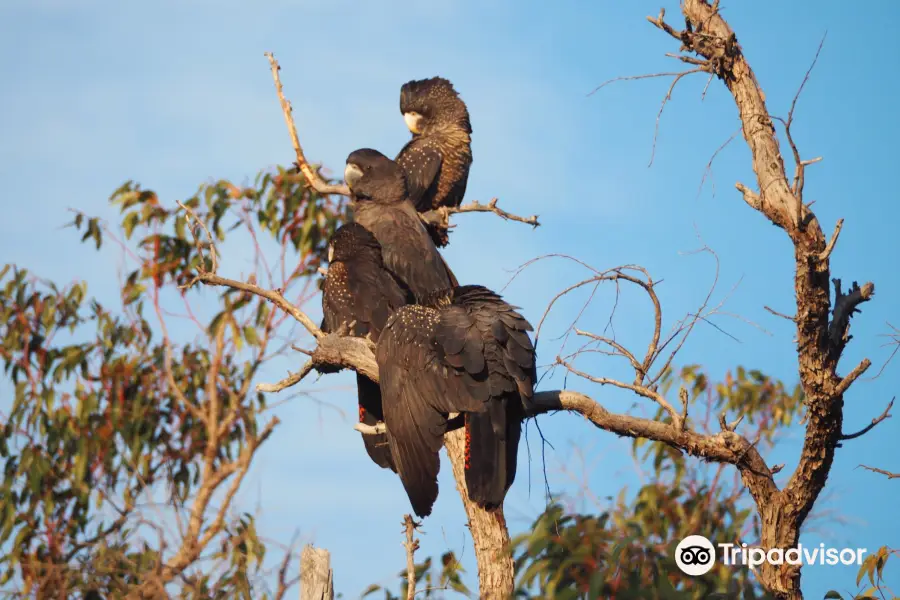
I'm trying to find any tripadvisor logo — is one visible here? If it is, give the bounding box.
[675,535,716,576]
[674,535,868,576]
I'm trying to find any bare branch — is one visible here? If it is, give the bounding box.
[264,52,350,197]
[587,69,698,97]
[678,387,689,432]
[835,358,872,396]
[402,515,420,600]
[840,397,893,441]
[858,465,900,480]
[587,65,708,167]
[354,421,386,436]
[698,127,741,196]
[256,360,315,393]
[650,67,707,166]
[530,390,778,504]
[177,200,324,341]
[735,182,762,211]
[419,197,540,230]
[818,218,844,261]
[557,357,681,427]
[764,305,796,322]
[829,279,876,353]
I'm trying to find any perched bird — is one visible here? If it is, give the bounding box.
[344,148,458,300]
[396,77,473,245]
[375,285,537,518]
[321,223,410,471]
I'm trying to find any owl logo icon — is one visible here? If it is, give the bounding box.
[675,535,716,576]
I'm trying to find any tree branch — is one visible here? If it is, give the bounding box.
[264,52,350,197]
[829,279,876,355]
[858,465,900,480]
[840,397,893,441]
[402,515,419,600]
[418,198,540,230]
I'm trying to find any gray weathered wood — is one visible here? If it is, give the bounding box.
[300,545,333,600]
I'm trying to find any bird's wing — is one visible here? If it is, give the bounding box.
[456,285,537,411]
[321,262,363,334]
[345,256,409,339]
[365,205,455,301]
[450,286,536,509]
[396,139,442,212]
[376,304,489,516]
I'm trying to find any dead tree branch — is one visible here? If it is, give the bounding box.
[840,397,893,442]
[300,546,334,600]
[858,465,900,480]
[264,52,350,198]
[402,516,420,600]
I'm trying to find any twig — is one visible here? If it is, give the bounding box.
[355,421,387,436]
[256,361,315,392]
[819,218,844,261]
[840,397,894,441]
[649,67,707,167]
[586,70,698,97]
[418,197,540,232]
[264,52,350,197]
[402,515,420,600]
[556,357,681,427]
[858,465,900,480]
[764,305,796,322]
[177,200,324,340]
[735,182,762,211]
[698,127,741,197]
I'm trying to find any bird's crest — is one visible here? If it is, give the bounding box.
[400,76,472,135]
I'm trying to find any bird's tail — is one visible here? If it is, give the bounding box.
[357,374,396,472]
[463,406,521,510]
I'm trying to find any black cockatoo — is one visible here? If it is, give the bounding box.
[343,148,458,299]
[375,285,536,518]
[321,222,410,471]
[395,77,473,247]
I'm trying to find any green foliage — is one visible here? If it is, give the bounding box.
[0,167,347,596]
[361,551,471,599]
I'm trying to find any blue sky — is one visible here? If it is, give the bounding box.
[2,0,898,597]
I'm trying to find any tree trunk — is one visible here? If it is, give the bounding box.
[444,428,516,600]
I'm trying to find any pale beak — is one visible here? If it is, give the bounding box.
[327,244,334,263]
[344,163,364,188]
[403,112,422,134]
